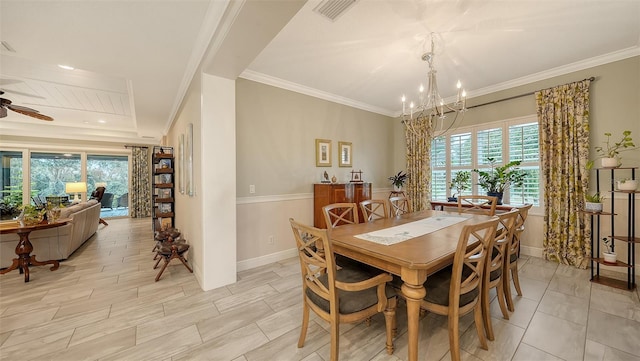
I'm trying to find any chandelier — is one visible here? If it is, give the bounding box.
[400,35,467,135]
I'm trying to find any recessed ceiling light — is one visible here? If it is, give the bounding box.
[97,119,106,123]
[63,153,72,157]
[58,64,74,70]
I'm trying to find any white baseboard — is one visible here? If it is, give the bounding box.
[521,245,543,258]
[237,247,297,272]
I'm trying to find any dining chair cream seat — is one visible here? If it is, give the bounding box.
[420,218,498,361]
[457,195,498,216]
[290,218,397,361]
[389,196,411,217]
[481,209,519,341]
[360,199,389,221]
[504,204,533,312]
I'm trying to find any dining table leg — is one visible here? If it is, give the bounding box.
[402,279,427,361]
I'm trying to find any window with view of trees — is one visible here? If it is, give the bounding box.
[0,149,130,220]
[431,116,541,206]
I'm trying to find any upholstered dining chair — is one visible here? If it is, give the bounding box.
[289,218,397,361]
[389,196,411,217]
[457,195,497,216]
[504,204,533,312]
[420,218,498,361]
[481,209,519,341]
[360,199,389,221]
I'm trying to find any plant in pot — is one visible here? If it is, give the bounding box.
[448,171,471,202]
[587,130,637,169]
[584,192,604,213]
[472,158,525,205]
[602,237,616,264]
[388,171,408,191]
[616,178,638,191]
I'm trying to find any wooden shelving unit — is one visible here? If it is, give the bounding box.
[152,146,175,232]
[586,167,637,290]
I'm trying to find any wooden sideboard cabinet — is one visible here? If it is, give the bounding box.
[313,183,372,228]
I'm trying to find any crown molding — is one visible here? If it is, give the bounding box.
[239,69,397,117]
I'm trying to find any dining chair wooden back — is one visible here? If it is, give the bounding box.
[289,218,397,361]
[420,218,498,361]
[457,195,498,216]
[504,203,533,312]
[322,203,359,229]
[481,209,519,341]
[360,199,389,222]
[389,196,411,217]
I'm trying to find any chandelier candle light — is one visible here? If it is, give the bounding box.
[401,35,467,135]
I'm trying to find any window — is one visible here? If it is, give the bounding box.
[430,116,541,206]
[30,152,81,198]
[0,151,23,220]
[87,154,129,214]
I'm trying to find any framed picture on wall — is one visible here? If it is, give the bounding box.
[338,141,352,167]
[315,139,332,167]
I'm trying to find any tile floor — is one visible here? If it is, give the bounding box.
[1,218,639,361]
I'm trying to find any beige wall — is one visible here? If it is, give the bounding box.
[234,57,639,272]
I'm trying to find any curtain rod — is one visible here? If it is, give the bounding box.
[124,145,149,149]
[465,76,596,110]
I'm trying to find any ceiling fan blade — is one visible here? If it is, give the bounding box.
[8,105,54,121]
[0,88,46,99]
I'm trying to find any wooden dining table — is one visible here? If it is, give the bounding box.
[329,209,494,361]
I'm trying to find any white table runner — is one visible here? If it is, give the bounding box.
[354,215,471,245]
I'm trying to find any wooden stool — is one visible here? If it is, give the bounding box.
[154,240,193,281]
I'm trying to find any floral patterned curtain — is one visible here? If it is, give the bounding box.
[536,79,591,268]
[404,115,434,212]
[130,146,151,218]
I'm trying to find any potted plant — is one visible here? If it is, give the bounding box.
[472,158,525,205]
[616,178,638,191]
[448,171,471,202]
[388,171,408,191]
[584,192,604,212]
[602,237,616,264]
[587,130,637,169]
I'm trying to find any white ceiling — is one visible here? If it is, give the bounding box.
[1,0,639,144]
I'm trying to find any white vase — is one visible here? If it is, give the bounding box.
[393,185,402,192]
[584,202,603,212]
[601,157,619,168]
[617,179,638,191]
[603,252,617,264]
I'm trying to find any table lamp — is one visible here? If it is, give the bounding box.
[65,182,87,204]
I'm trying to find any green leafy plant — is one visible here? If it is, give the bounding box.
[584,192,603,203]
[472,158,525,193]
[388,171,408,188]
[449,171,471,198]
[587,130,637,169]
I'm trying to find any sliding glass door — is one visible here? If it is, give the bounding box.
[87,154,129,217]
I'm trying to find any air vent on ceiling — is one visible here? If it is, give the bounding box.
[313,0,358,21]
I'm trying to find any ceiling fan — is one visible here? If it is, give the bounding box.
[0,90,53,121]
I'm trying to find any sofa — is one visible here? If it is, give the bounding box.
[0,200,102,268]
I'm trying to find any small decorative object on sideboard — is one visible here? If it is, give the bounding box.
[331,175,337,184]
[584,192,604,212]
[350,169,363,183]
[388,171,408,191]
[321,171,330,183]
[587,130,637,169]
[616,178,638,191]
[602,237,617,264]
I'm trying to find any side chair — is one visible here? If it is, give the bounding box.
[322,202,359,228]
[420,218,498,361]
[504,204,533,311]
[481,209,519,341]
[389,196,411,217]
[457,195,497,216]
[360,199,389,221]
[290,218,397,361]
